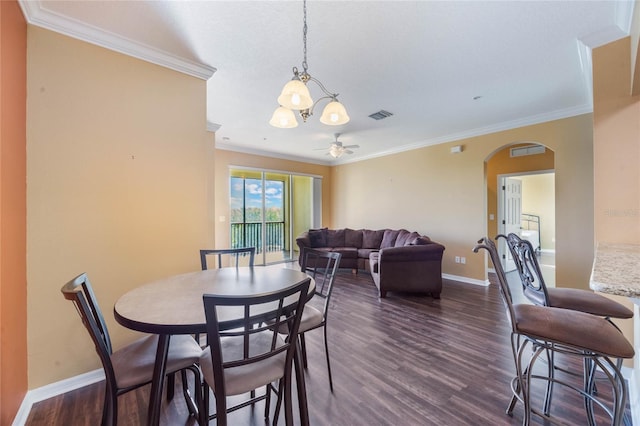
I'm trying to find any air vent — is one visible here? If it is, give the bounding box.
[510,144,545,158]
[368,110,394,120]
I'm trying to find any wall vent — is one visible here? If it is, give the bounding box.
[368,110,394,120]
[510,144,545,158]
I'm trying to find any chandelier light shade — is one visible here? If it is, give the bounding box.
[277,79,313,110]
[320,100,350,125]
[271,0,349,128]
[269,106,298,128]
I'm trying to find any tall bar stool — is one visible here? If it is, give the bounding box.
[473,237,634,426]
[499,233,633,414]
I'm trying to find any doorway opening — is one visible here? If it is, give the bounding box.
[486,142,556,289]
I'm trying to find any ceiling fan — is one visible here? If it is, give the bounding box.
[316,133,360,158]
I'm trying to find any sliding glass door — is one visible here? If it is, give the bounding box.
[230,168,320,265]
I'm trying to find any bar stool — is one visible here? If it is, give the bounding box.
[474,237,634,426]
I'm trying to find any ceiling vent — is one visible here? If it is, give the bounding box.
[510,144,545,158]
[368,110,394,120]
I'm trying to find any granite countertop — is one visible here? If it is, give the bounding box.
[590,243,640,298]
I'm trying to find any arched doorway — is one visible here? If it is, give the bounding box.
[485,142,556,287]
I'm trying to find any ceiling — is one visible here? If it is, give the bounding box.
[20,1,634,165]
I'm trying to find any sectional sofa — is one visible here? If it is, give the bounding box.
[295,228,445,298]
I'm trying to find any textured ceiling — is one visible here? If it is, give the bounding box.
[21,1,634,164]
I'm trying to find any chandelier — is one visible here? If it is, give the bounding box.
[269,0,350,129]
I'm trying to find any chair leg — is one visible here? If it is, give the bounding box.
[200,384,210,426]
[102,381,117,426]
[323,326,334,392]
[166,372,175,401]
[299,334,308,369]
[542,347,554,416]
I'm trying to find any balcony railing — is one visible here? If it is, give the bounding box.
[231,221,285,253]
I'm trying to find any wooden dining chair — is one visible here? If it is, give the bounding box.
[200,247,255,270]
[473,237,634,426]
[61,273,203,426]
[199,277,310,426]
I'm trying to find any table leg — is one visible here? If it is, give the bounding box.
[148,334,170,426]
[294,339,310,426]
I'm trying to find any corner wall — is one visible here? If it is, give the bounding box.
[0,1,27,423]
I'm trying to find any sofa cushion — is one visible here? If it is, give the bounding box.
[402,231,421,246]
[362,229,385,249]
[394,230,412,247]
[344,228,363,248]
[308,228,328,248]
[358,248,378,260]
[381,230,400,249]
[332,247,358,258]
[326,229,345,247]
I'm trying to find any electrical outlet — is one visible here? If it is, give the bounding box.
[460,257,466,264]
[455,256,460,263]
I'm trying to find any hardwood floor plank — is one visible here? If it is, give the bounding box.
[26,269,630,425]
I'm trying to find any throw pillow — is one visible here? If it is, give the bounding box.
[413,236,432,245]
[308,228,328,247]
[362,229,385,249]
[326,229,345,247]
[394,229,412,247]
[380,230,400,248]
[344,228,363,248]
[403,232,421,246]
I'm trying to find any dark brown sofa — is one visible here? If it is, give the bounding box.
[296,228,445,298]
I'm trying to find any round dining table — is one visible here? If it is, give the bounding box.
[114,266,314,426]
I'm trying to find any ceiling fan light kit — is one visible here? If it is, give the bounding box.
[270,0,350,129]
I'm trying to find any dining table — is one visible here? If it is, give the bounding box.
[114,266,315,426]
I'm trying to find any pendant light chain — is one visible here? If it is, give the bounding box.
[302,0,308,74]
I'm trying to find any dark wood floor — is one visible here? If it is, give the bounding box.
[26,269,630,425]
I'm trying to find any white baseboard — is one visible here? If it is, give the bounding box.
[442,273,489,286]
[12,369,104,426]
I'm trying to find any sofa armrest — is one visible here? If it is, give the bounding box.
[296,232,311,250]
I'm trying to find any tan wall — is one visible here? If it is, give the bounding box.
[332,114,594,287]
[0,1,28,423]
[27,28,210,387]
[592,36,640,361]
[213,149,332,250]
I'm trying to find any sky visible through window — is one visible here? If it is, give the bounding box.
[230,177,284,222]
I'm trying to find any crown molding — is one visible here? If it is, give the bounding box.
[214,143,333,166]
[18,0,216,80]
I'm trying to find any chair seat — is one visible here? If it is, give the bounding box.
[546,287,633,319]
[111,334,202,389]
[200,331,286,396]
[514,304,635,359]
[276,305,324,334]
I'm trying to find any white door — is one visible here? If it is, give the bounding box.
[499,177,522,271]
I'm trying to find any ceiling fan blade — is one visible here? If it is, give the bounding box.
[344,150,354,154]
[343,144,359,149]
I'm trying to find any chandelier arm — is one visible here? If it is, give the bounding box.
[306,76,339,99]
[305,94,334,116]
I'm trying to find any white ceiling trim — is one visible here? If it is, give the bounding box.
[18,0,216,80]
[214,143,333,167]
[217,103,593,166]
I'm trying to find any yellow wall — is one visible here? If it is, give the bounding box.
[332,114,594,287]
[213,149,332,250]
[521,173,555,252]
[27,28,210,387]
[0,1,28,423]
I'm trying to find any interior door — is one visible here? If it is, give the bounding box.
[499,177,522,271]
